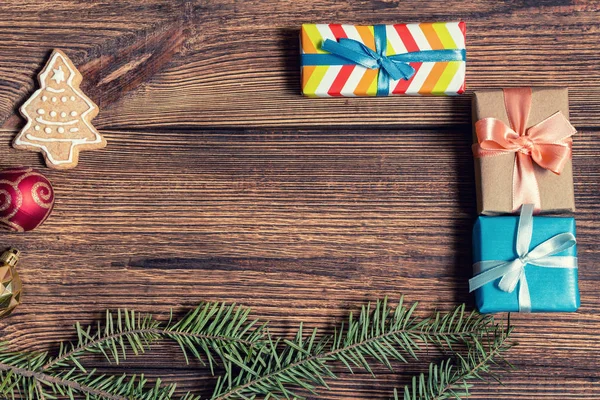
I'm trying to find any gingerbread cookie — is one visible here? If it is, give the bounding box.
[14,49,106,169]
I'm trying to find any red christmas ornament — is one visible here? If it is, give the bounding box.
[0,167,54,232]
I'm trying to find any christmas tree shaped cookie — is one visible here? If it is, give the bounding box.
[14,49,106,169]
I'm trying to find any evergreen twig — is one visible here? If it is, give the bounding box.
[44,303,267,375]
[0,298,513,400]
[398,321,513,400]
[211,298,511,400]
[0,302,265,399]
[0,345,177,400]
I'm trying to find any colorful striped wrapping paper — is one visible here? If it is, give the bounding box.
[301,22,466,97]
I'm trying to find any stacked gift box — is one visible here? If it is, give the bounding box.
[300,22,467,97]
[469,87,579,313]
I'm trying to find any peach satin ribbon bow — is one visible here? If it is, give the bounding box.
[473,88,576,213]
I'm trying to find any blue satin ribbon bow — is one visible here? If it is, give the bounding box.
[301,25,466,96]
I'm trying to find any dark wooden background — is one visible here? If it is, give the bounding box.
[0,1,599,398]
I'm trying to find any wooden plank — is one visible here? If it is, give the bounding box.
[2,1,600,130]
[0,0,190,128]
[0,127,598,398]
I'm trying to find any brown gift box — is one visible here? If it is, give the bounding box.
[472,87,575,215]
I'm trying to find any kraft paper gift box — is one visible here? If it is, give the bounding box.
[300,22,466,97]
[470,205,579,313]
[472,87,576,215]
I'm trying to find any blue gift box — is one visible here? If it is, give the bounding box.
[472,214,579,313]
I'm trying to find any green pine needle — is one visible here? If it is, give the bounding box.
[0,302,267,399]
[211,298,511,400]
[0,345,176,400]
[0,298,513,400]
[44,303,267,376]
[397,322,513,400]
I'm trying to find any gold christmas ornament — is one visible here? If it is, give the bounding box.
[0,249,22,318]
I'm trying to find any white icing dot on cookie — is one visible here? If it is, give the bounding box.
[52,97,57,102]
[61,96,67,102]
[42,96,48,101]
[50,111,57,117]
[37,108,45,114]
[70,128,79,133]
[70,96,76,101]
[34,125,40,131]
[58,127,65,133]
[44,127,51,134]
[61,112,67,117]
[70,111,78,116]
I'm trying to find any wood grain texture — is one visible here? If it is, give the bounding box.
[3,1,600,130]
[0,0,599,398]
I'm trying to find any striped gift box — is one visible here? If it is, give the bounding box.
[301,22,466,97]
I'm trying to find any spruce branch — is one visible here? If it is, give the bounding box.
[398,321,514,400]
[43,303,267,375]
[0,298,513,400]
[211,298,509,400]
[0,345,177,400]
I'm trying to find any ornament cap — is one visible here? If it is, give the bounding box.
[0,249,20,267]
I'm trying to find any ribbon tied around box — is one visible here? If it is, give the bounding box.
[473,87,576,213]
[469,204,578,312]
[301,25,466,96]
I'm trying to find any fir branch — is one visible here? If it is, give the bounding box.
[211,298,508,400]
[0,298,513,400]
[399,322,514,400]
[0,346,177,400]
[43,303,267,375]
